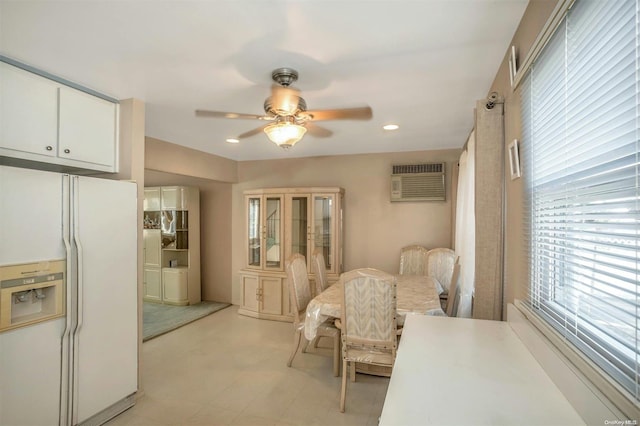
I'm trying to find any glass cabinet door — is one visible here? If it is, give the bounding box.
[290,195,310,259]
[247,196,261,268]
[264,196,283,270]
[313,194,334,273]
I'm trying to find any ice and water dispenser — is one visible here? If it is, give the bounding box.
[0,260,65,332]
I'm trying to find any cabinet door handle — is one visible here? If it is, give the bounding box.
[63,148,70,154]
[46,146,53,151]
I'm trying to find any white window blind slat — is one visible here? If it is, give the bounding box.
[521,0,640,405]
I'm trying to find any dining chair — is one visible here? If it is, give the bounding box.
[311,250,330,297]
[398,245,429,275]
[285,253,341,377]
[339,268,398,413]
[425,248,458,307]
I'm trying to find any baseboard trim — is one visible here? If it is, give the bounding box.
[78,393,136,426]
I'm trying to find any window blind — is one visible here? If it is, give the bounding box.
[521,0,639,403]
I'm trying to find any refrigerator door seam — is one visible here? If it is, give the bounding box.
[60,174,73,426]
[71,175,84,426]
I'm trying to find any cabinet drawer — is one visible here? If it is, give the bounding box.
[143,229,162,267]
[241,275,259,313]
[260,277,283,316]
[143,267,162,302]
[162,268,188,305]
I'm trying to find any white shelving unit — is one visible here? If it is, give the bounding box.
[143,186,200,305]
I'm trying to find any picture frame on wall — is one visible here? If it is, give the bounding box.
[509,45,517,87]
[509,139,521,180]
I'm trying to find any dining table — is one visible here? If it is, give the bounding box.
[304,274,446,341]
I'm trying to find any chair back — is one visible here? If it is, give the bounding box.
[285,253,312,327]
[341,269,398,350]
[311,250,329,296]
[426,248,457,293]
[399,245,429,275]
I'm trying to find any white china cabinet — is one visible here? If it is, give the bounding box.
[239,187,344,322]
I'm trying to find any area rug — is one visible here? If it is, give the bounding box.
[143,301,230,341]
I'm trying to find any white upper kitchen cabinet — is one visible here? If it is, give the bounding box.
[58,86,117,168]
[0,59,119,173]
[0,61,58,157]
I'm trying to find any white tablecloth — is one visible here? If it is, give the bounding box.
[304,274,445,340]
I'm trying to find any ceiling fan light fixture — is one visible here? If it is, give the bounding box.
[264,121,307,149]
[226,138,239,144]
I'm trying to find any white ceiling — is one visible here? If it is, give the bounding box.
[0,0,528,161]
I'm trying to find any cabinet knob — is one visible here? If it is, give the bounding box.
[63,148,70,154]
[46,146,53,151]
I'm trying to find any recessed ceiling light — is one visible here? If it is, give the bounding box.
[226,138,239,144]
[383,124,399,131]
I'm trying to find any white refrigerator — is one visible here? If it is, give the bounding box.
[0,165,138,426]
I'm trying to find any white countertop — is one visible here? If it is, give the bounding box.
[379,314,585,426]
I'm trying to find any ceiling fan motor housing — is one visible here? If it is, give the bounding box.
[271,67,298,87]
[264,96,307,117]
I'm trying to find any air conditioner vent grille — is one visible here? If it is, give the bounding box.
[392,163,443,174]
[391,162,445,202]
[400,175,445,199]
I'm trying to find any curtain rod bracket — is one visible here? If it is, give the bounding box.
[485,92,504,110]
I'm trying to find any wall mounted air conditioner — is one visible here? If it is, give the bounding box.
[391,163,445,202]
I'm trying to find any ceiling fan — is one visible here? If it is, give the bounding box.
[195,67,373,149]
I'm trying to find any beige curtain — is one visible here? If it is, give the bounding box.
[472,99,504,321]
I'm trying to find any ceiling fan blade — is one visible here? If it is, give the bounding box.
[306,123,333,138]
[195,109,267,120]
[237,125,268,139]
[305,106,373,121]
[270,84,300,114]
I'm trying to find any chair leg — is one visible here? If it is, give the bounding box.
[287,330,303,368]
[302,336,320,352]
[332,333,340,377]
[340,359,348,413]
[350,361,356,382]
[301,336,310,353]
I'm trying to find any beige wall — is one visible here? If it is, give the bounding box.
[145,136,238,183]
[487,0,560,316]
[231,149,461,305]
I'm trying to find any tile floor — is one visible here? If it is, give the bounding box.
[107,306,389,426]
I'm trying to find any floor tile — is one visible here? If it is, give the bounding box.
[106,306,388,426]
